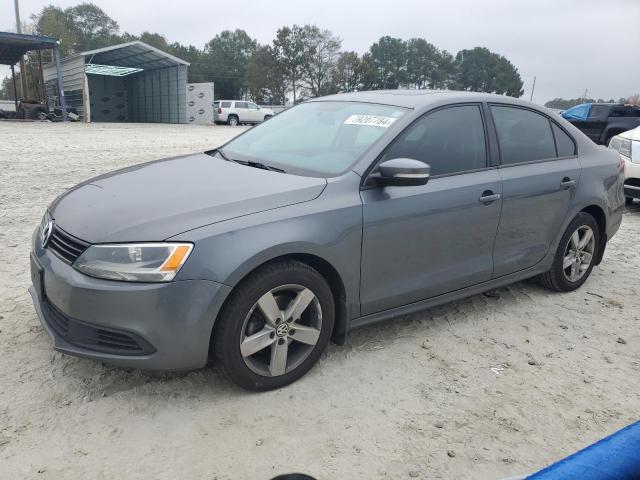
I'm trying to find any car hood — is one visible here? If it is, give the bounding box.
[621,126,640,141]
[50,153,326,243]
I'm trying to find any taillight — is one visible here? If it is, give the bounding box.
[217,107,222,114]
[620,156,625,174]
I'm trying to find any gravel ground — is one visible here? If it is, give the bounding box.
[1,122,638,480]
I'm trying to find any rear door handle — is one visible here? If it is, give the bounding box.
[560,177,576,189]
[479,191,501,204]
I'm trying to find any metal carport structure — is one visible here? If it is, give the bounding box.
[43,41,189,123]
[0,31,68,121]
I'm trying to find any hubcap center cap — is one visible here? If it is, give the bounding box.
[276,323,290,337]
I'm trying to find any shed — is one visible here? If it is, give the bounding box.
[43,41,189,123]
[0,31,68,120]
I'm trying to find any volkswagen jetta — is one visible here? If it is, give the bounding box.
[30,91,625,390]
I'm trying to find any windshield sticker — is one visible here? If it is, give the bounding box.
[344,115,397,128]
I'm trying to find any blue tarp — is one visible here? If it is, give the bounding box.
[561,103,592,121]
[527,421,640,479]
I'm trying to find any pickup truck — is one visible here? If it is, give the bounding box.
[561,103,640,145]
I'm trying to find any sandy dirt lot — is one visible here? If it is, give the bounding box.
[1,122,638,480]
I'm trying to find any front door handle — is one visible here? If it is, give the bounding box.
[479,191,501,204]
[560,177,576,189]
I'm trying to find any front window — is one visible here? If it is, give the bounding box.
[221,101,408,176]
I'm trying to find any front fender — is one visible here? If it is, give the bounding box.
[170,177,364,319]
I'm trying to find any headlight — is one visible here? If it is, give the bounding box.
[609,136,632,159]
[74,243,193,282]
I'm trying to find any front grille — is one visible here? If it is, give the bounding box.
[47,225,90,263]
[42,301,156,356]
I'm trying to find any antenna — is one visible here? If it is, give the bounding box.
[529,76,536,102]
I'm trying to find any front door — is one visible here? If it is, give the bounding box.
[360,104,502,315]
[247,102,262,122]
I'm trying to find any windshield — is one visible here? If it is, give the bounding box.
[221,101,408,176]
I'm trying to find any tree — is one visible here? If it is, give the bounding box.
[332,51,363,92]
[430,50,456,89]
[245,46,286,104]
[139,32,169,51]
[204,29,257,99]
[66,3,120,51]
[368,36,407,89]
[31,6,77,58]
[298,26,341,97]
[454,47,523,97]
[405,38,440,89]
[273,25,309,103]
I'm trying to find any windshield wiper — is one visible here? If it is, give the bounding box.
[207,148,285,173]
[243,160,286,173]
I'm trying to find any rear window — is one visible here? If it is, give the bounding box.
[588,105,610,118]
[220,101,231,108]
[552,124,576,157]
[491,106,556,164]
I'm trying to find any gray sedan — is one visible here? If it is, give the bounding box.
[29,91,625,390]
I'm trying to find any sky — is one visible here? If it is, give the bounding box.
[2,0,639,104]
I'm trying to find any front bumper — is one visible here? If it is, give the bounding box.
[30,230,232,370]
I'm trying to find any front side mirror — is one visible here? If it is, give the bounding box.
[372,158,430,187]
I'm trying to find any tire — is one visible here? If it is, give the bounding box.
[538,212,600,292]
[626,197,634,206]
[213,260,335,391]
[227,115,239,127]
[264,115,273,121]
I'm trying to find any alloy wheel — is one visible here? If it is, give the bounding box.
[240,284,322,377]
[562,225,595,282]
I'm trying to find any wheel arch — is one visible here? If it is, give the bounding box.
[214,252,350,349]
[580,204,607,264]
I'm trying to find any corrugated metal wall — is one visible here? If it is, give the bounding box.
[127,65,187,123]
[43,55,86,117]
[87,75,129,122]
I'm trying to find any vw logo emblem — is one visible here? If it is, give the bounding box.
[276,323,290,337]
[41,221,54,248]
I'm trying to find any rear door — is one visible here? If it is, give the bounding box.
[490,104,580,277]
[235,101,249,122]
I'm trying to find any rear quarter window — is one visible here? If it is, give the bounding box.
[220,101,231,108]
[552,123,576,157]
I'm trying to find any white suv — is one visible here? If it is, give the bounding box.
[608,126,640,205]
[214,100,274,126]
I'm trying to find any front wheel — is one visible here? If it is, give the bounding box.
[213,261,334,391]
[538,212,599,292]
[264,114,273,121]
[626,197,634,206]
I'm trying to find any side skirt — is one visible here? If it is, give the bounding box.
[348,263,550,333]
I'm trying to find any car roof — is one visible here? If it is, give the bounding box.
[311,89,535,109]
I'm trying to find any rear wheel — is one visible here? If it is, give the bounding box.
[227,115,239,127]
[213,260,334,391]
[538,212,599,292]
